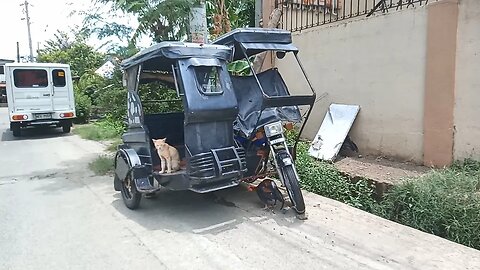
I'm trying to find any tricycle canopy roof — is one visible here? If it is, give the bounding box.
[121,42,232,72]
[213,28,298,61]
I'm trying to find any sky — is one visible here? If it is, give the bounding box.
[0,0,146,61]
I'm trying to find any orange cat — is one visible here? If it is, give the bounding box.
[152,138,180,173]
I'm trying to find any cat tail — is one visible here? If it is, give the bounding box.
[171,159,181,171]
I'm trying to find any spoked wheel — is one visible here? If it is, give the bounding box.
[120,170,142,209]
[280,164,305,215]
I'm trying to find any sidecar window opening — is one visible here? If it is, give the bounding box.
[193,66,223,95]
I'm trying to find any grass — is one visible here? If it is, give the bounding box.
[373,159,480,250]
[295,141,377,211]
[89,155,114,175]
[106,138,123,152]
[73,119,124,141]
[286,129,376,211]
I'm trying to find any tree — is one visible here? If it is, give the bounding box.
[92,0,255,43]
[95,0,192,42]
[37,31,105,77]
[207,0,254,37]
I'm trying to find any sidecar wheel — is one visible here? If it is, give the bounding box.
[120,170,141,209]
[114,174,122,191]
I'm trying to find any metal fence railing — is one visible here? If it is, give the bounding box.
[275,0,433,32]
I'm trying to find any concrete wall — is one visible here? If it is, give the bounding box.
[454,0,480,160]
[423,0,458,167]
[277,7,428,162]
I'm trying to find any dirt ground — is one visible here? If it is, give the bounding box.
[335,155,431,193]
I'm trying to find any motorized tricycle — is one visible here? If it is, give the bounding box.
[114,29,316,215]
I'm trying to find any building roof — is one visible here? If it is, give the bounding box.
[0,59,14,65]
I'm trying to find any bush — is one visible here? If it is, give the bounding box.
[95,84,127,122]
[373,159,480,250]
[73,118,124,141]
[138,82,182,114]
[294,140,376,211]
[73,87,92,124]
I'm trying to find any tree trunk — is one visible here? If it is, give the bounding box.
[252,8,283,72]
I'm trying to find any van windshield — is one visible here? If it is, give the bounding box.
[13,69,48,88]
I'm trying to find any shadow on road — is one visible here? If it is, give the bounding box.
[1,126,72,142]
[19,153,305,237]
[111,185,304,235]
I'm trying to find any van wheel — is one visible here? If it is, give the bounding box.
[62,125,71,133]
[11,124,21,137]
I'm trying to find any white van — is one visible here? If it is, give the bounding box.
[5,63,76,137]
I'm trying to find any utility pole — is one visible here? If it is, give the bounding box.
[255,0,262,27]
[20,0,34,62]
[189,0,207,43]
[16,42,20,63]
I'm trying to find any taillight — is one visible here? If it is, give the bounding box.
[60,112,74,118]
[12,114,28,121]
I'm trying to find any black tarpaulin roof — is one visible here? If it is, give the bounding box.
[121,42,231,71]
[212,28,298,60]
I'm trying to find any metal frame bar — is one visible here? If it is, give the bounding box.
[292,53,316,153]
[280,0,434,31]
[241,46,267,141]
[239,45,317,155]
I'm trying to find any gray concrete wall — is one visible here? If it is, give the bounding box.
[277,7,428,162]
[454,0,480,160]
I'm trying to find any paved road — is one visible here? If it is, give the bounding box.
[1,107,480,270]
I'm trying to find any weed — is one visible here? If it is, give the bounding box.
[373,160,480,250]
[294,141,376,211]
[89,155,114,175]
[73,118,124,141]
[106,138,123,152]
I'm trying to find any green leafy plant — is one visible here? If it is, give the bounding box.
[294,141,376,211]
[373,159,480,250]
[37,34,105,77]
[227,60,251,76]
[138,82,183,114]
[73,87,93,124]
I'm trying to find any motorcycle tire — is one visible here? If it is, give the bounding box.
[280,164,305,214]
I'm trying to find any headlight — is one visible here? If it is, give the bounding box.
[264,121,283,137]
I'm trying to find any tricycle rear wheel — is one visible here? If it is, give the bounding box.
[120,170,142,209]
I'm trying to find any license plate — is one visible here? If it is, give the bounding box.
[35,113,51,120]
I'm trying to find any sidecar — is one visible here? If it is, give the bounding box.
[114,42,247,209]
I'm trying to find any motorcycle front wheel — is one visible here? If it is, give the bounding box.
[279,163,305,214]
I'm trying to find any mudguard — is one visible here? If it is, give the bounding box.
[275,149,293,167]
[114,148,154,192]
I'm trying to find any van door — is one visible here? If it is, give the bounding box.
[51,68,71,111]
[11,68,53,112]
